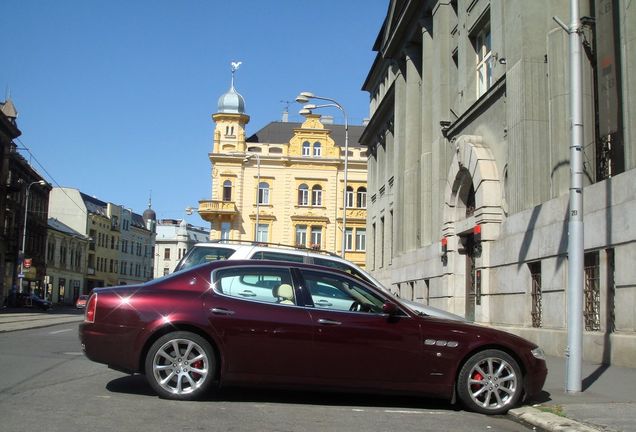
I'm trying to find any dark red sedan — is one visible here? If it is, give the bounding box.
[79,260,547,415]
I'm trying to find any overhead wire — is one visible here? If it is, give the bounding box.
[14,137,88,216]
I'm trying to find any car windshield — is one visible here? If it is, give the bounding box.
[176,246,236,271]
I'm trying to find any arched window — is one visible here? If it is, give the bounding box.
[223,180,232,201]
[302,141,311,157]
[313,142,321,157]
[356,187,367,208]
[311,185,322,206]
[258,182,270,205]
[298,184,309,206]
[345,186,354,208]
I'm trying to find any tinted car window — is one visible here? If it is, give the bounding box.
[214,267,295,305]
[177,246,236,271]
[301,269,385,313]
[251,251,305,263]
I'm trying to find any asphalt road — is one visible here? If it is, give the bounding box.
[0,323,540,432]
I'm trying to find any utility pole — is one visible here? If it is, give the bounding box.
[555,0,584,393]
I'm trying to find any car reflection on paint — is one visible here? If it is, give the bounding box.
[79,260,547,415]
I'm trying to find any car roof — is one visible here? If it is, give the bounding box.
[190,240,340,257]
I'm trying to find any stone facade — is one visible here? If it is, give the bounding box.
[361,0,636,366]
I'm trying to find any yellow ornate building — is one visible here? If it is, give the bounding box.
[198,74,368,267]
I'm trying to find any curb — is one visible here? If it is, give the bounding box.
[509,406,601,432]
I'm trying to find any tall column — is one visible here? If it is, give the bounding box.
[420,18,434,245]
[403,44,422,251]
[431,2,453,236]
[393,62,407,255]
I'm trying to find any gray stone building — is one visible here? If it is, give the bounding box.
[361,0,635,366]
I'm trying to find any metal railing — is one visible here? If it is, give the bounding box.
[584,258,601,331]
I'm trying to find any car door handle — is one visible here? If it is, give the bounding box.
[210,308,235,315]
[238,290,257,297]
[317,318,341,325]
[315,299,333,307]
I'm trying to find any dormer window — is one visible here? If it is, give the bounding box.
[313,142,321,157]
[302,141,311,157]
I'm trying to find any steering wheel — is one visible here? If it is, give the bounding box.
[349,301,361,312]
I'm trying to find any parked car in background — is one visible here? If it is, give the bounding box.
[17,293,52,311]
[75,295,89,309]
[80,259,547,414]
[174,240,466,321]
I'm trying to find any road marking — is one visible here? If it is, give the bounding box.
[49,328,72,334]
[63,352,83,356]
[384,410,424,414]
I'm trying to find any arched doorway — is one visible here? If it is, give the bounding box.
[442,135,502,321]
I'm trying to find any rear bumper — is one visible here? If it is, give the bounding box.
[79,322,141,373]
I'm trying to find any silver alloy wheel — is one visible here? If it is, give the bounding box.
[466,356,518,410]
[152,338,209,395]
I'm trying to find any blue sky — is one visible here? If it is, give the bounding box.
[1,0,387,224]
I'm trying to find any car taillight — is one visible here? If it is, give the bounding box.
[85,294,97,323]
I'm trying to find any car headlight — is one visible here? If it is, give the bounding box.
[531,347,546,360]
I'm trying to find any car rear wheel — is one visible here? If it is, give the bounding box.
[457,349,522,415]
[145,331,216,400]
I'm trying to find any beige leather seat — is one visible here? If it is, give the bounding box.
[273,284,295,305]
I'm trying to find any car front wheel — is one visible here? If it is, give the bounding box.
[145,331,216,400]
[457,349,522,415]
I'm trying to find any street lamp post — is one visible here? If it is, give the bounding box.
[19,180,46,295]
[295,92,348,258]
[243,153,261,242]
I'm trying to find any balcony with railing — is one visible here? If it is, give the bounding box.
[198,200,238,221]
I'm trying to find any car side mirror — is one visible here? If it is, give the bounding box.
[382,302,399,316]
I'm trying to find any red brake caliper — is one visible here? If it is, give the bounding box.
[192,360,203,379]
[471,372,483,392]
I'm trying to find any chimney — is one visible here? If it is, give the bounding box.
[321,115,334,125]
[282,109,288,123]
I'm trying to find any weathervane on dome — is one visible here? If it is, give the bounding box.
[230,61,242,89]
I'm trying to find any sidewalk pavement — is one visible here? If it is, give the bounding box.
[1,307,634,431]
[508,354,635,432]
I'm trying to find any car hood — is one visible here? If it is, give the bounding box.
[399,298,469,322]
